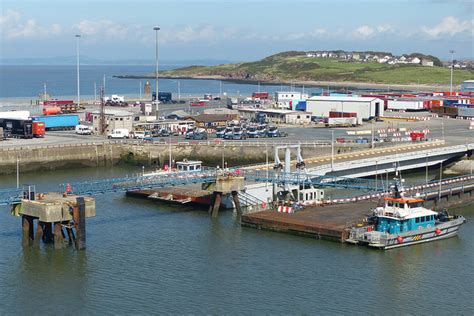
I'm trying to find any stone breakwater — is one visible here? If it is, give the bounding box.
[0,142,368,175]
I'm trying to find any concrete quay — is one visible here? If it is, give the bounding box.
[0,140,374,175]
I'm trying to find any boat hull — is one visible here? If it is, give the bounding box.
[349,216,466,250]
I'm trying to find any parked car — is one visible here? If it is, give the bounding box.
[191,128,208,140]
[232,127,247,140]
[215,126,226,138]
[266,126,280,137]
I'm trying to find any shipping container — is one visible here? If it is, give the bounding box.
[329,111,357,118]
[31,115,79,130]
[32,121,45,137]
[43,100,74,106]
[252,92,269,99]
[295,101,307,111]
[387,99,425,111]
[0,118,33,138]
[458,106,474,117]
[327,117,357,126]
[0,110,30,120]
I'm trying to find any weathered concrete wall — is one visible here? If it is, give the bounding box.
[0,142,368,175]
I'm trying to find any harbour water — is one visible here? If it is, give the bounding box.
[0,166,473,314]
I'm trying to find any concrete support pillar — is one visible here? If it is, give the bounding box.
[284,148,291,173]
[211,192,222,218]
[22,215,34,247]
[232,191,242,215]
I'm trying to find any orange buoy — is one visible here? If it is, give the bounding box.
[435,228,442,235]
[396,236,403,243]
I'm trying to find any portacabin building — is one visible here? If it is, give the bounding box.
[306,96,384,124]
[274,91,309,109]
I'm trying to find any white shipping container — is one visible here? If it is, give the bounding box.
[387,99,424,110]
[328,117,357,126]
[0,110,31,120]
[458,107,474,117]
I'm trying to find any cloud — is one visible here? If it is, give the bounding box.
[421,16,473,38]
[74,20,130,39]
[351,24,394,39]
[0,10,62,39]
[352,25,375,39]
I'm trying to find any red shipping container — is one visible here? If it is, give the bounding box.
[329,111,357,118]
[43,100,74,106]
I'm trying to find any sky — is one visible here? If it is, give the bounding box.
[0,0,473,63]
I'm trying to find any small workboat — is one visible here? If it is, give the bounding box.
[346,176,466,250]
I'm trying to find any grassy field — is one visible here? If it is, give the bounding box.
[162,54,473,85]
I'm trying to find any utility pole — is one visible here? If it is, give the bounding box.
[100,86,106,135]
[43,83,47,101]
[168,134,172,173]
[331,130,334,171]
[16,158,19,189]
[139,81,142,101]
[449,50,455,93]
[75,34,81,107]
[153,26,160,117]
[371,120,375,149]
[438,161,443,203]
[178,81,181,101]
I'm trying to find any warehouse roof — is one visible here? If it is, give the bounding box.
[92,109,135,116]
[308,96,382,102]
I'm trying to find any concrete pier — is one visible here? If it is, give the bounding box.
[15,192,95,250]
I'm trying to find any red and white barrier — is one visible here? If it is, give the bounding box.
[277,206,294,213]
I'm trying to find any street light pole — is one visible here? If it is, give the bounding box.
[75,34,81,106]
[153,26,160,114]
[449,50,455,93]
[331,130,334,171]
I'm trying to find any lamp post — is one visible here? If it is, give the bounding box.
[153,26,160,114]
[75,34,81,106]
[449,50,455,93]
[331,130,334,171]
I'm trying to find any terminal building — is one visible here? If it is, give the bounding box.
[238,108,312,124]
[91,109,135,134]
[306,96,384,123]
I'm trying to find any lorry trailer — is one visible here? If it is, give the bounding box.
[31,114,79,130]
[0,118,33,138]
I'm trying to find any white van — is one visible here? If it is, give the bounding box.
[75,125,92,135]
[107,129,130,139]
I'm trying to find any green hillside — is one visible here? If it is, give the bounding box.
[161,51,473,85]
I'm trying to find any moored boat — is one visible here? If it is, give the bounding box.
[346,178,466,250]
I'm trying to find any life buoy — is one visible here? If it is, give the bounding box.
[66,183,72,194]
[435,228,442,235]
[396,236,403,243]
[260,202,266,209]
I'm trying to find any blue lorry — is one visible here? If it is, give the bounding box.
[31,115,79,130]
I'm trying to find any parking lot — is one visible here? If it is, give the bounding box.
[1,114,472,149]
